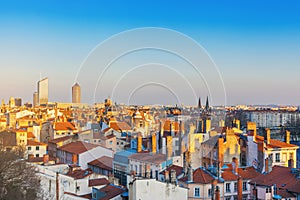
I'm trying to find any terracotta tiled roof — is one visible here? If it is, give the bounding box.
[160,165,183,176]
[109,121,131,131]
[88,178,109,187]
[288,180,300,193]
[250,166,300,192]
[54,122,76,131]
[27,140,47,146]
[64,192,91,199]
[27,132,35,139]
[48,135,73,144]
[88,156,113,171]
[179,167,214,184]
[98,185,125,200]
[58,141,99,154]
[66,168,93,179]
[255,135,298,149]
[129,153,166,165]
[277,188,295,198]
[222,167,260,181]
[102,127,112,133]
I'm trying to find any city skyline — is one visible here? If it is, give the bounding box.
[0,1,300,105]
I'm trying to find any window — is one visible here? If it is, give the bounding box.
[226,183,231,193]
[242,182,247,191]
[225,197,231,200]
[275,153,280,162]
[94,140,96,143]
[28,146,31,150]
[266,187,271,193]
[36,146,39,150]
[208,188,212,197]
[234,182,237,192]
[194,187,200,197]
[36,154,39,157]
[98,140,101,142]
[76,186,80,191]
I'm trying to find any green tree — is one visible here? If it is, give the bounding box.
[0,148,41,200]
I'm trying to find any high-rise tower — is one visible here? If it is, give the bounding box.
[38,78,48,105]
[72,83,81,103]
[33,92,38,107]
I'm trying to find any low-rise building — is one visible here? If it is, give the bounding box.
[57,141,113,169]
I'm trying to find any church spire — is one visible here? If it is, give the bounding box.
[205,96,210,111]
[198,97,202,109]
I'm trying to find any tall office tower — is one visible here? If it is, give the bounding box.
[33,92,38,107]
[38,77,48,105]
[15,98,22,107]
[72,83,81,103]
[9,97,15,108]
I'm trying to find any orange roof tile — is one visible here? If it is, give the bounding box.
[160,164,183,176]
[54,122,76,131]
[58,141,99,154]
[98,185,125,200]
[27,132,35,139]
[66,168,93,179]
[88,178,109,187]
[109,121,131,131]
[256,135,299,149]
[48,135,73,144]
[88,156,113,171]
[27,140,47,146]
[250,166,300,191]
[179,167,214,184]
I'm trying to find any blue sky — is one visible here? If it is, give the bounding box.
[0,1,299,105]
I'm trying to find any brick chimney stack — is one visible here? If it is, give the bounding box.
[285,130,290,144]
[218,137,224,169]
[264,128,271,144]
[215,186,220,200]
[247,122,257,142]
[237,176,243,200]
[72,154,78,164]
[232,157,238,175]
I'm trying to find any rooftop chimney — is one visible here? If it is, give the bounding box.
[247,122,257,142]
[165,170,170,183]
[264,128,271,144]
[170,169,176,184]
[166,136,173,158]
[215,186,220,200]
[145,164,151,178]
[72,154,78,164]
[218,137,224,168]
[152,133,156,154]
[232,157,238,175]
[187,164,193,182]
[285,130,290,144]
[237,176,243,200]
[137,135,142,152]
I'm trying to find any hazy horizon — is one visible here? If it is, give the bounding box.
[1,1,300,106]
